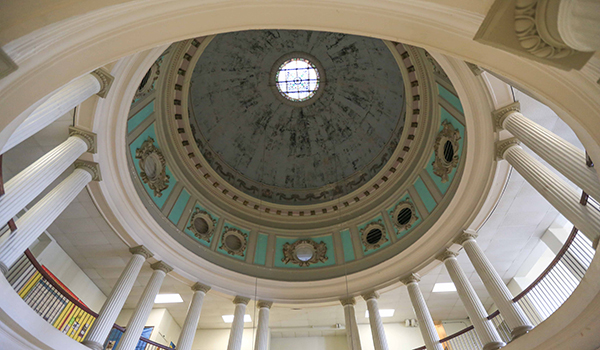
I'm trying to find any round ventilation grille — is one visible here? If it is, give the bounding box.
[397,208,413,226]
[143,153,162,180]
[193,217,209,234]
[366,229,383,245]
[225,235,243,251]
[443,140,455,163]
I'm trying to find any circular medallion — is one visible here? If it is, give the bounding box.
[272,53,323,104]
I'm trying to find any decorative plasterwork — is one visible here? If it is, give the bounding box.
[495,137,521,160]
[362,291,380,301]
[220,228,248,257]
[257,300,273,309]
[432,120,461,183]
[455,230,479,245]
[340,297,356,306]
[282,239,328,267]
[492,101,521,130]
[129,245,154,259]
[360,221,388,251]
[91,68,115,98]
[436,249,458,262]
[400,273,421,285]
[233,296,250,305]
[514,0,573,59]
[151,260,174,273]
[69,126,97,153]
[392,200,419,232]
[187,208,216,242]
[74,160,102,181]
[135,137,170,197]
[191,282,211,293]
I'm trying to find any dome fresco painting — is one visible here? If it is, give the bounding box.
[126,30,466,281]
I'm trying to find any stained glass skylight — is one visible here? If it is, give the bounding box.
[275,58,320,102]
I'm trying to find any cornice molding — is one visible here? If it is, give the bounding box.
[129,245,154,259]
[151,261,173,274]
[0,48,18,80]
[455,229,478,245]
[91,68,115,98]
[191,282,211,293]
[436,249,458,262]
[74,160,102,181]
[400,273,421,285]
[69,126,97,153]
[492,101,521,130]
[233,296,251,305]
[495,137,521,160]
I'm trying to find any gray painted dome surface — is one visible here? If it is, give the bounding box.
[189,30,405,204]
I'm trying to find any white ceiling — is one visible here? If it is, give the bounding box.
[0,83,584,337]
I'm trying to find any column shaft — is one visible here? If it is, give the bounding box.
[364,295,389,350]
[503,145,600,242]
[461,237,532,339]
[341,300,362,350]
[557,0,600,52]
[82,248,150,350]
[502,111,600,200]
[254,303,272,350]
[0,168,92,273]
[0,135,89,226]
[115,266,169,350]
[177,286,209,350]
[1,74,101,154]
[405,281,443,350]
[227,299,248,350]
[443,254,505,350]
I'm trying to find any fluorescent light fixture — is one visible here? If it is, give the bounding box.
[432,283,457,293]
[222,315,252,323]
[365,309,395,318]
[154,294,183,304]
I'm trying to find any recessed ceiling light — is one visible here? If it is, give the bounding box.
[432,283,457,293]
[154,294,183,303]
[222,315,252,323]
[365,309,395,318]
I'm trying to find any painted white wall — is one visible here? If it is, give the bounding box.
[116,308,182,347]
[191,328,255,350]
[271,335,347,350]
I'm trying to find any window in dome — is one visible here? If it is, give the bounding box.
[275,58,320,102]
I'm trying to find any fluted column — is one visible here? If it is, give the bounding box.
[557,0,600,52]
[340,297,362,350]
[0,128,94,225]
[362,292,389,350]
[497,139,600,243]
[177,283,211,350]
[494,102,600,200]
[457,231,533,339]
[1,69,112,154]
[115,261,173,350]
[0,161,100,274]
[254,300,272,350]
[227,296,250,350]
[438,250,505,350]
[82,246,153,350]
[402,274,443,350]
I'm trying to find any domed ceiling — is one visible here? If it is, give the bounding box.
[125,30,467,281]
[188,30,405,204]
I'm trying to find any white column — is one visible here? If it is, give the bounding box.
[115,261,173,350]
[0,128,94,226]
[340,297,362,350]
[176,283,211,350]
[402,274,443,350]
[362,292,389,350]
[557,0,600,52]
[227,296,250,350]
[497,139,600,243]
[1,69,112,154]
[254,300,272,350]
[438,250,505,350]
[82,246,153,350]
[0,162,99,274]
[495,103,600,200]
[457,231,533,339]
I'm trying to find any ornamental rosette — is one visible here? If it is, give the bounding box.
[135,137,170,197]
[432,120,460,183]
[282,239,328,267]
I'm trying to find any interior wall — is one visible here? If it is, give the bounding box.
[270,335,348,350]
[192,328,255,350]
[116,308,182,347]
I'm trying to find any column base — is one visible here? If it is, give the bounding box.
[0,262,8,275]
[81,340,103,350]
[483,341,506,350]
[510,325,533,340]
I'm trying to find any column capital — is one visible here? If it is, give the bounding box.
[400,273,421,285]
[257,300,273,309]
[129,245,154,259]
[151,261,173,274]
[361,291,380,301]
[455,230,478,245]
[74,160,102,181]
[436,249,458,262]
[69,126,97,153]
[495,137,521,160]
[492,102,521,130]
[191,282,211,293]
[340,297,356,306]
[233,296,250,305]
[91,68,115,98]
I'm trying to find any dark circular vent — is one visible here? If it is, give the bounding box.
[139,70,151,91]
[366,229,383,245]
[397,208,413,226]
[443,140,454,163]
[225,235,243,251]
[193,217,209,234]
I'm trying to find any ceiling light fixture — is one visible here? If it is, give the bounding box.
[432,283,457,293]
[154,294,184,304]
[365,309,395,318]
[222,315,252,323]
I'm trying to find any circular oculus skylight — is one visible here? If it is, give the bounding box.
[275,57,321,102]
